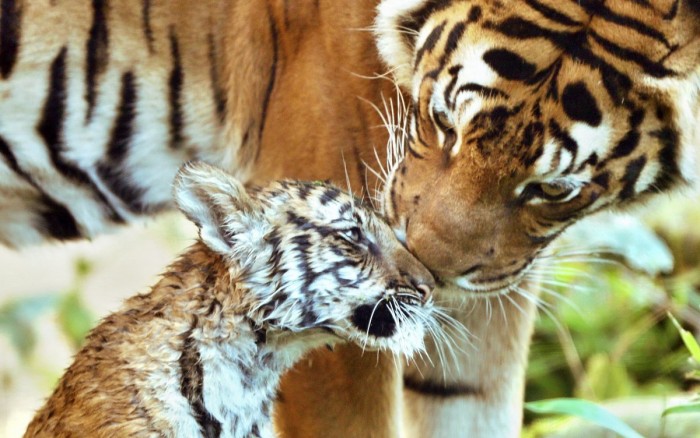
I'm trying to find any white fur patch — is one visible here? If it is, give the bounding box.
[375,0,435,87]
[643,73,700,188]
[534,139,560,175]
[569,121,612,169]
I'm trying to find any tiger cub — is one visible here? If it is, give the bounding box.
[24,162,436,438]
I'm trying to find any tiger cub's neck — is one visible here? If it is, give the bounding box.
[24,242,319,438]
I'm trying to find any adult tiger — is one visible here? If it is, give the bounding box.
[1,0,699,437]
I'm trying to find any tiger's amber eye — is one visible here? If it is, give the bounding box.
[540,183,572,199]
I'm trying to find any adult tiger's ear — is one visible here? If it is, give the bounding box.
[173,161,266,257]
[375,0,438,88]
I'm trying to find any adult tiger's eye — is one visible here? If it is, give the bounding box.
[540,182,572,199]
[520,181,580,204]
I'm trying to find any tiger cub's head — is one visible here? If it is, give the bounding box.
[173,162,436,356]
[375,0,700,295]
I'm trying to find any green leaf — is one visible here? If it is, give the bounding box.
[668,312,700,363]
[663,402,700,416]
[0,294,60,360]
[57,291,95,350]
[585,353,633,399]
[1,318,36,359]
[525,398,644,438]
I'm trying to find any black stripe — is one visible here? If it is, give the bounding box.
[592,171,610,190]
[467,5,482,23]
[649,126,681,192]
[97,72,148,213]
[520,120,545,166]
[38,47,124,224]
[619,155,647,200]
[208,33,226,121]
[442,21,466,61]
[455,83,508,99]
[662,0,681,20]
[414,21,446,68]
[0,0,21,78]
[179,324,222,438]
[610,131,640,159]
[610,108,644,159]
[548,120,578,170]
[412,106,432,153]
[404,375,483,398]
[523,0,582,27]
[580,1,670,47]
[142,0,154,52]
[483,48,537,81]
[85,0,109,122]
[168,28,184,149]
[489,17,634,104]
[589,30,673,78]
[561,81,602,126]
[257,4,278,158]
[0,135,81,240]
[443,64,462,108]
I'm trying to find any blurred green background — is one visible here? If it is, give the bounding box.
[1,193,699,437]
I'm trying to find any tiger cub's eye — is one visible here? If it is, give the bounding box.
[340,227,363,243]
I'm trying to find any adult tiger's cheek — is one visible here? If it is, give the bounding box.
[389,153,443,221]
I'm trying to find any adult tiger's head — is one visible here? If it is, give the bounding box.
[375,0,700,295]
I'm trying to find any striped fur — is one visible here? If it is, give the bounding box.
[375,0,700,436]
[0,0,399,249]
[0,0,233,246]
[5,1,700,437]
[377,0,700,291]
[24,162,437,438]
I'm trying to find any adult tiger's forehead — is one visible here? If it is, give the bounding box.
[407,0,690,189]
[413,0,685,84]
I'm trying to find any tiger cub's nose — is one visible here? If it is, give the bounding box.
[409,276,434,302]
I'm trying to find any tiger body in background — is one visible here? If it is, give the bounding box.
[2,0,699,437]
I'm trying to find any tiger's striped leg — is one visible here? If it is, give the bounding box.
[401,287,538,438]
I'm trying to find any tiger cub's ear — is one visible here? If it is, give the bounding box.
[173,162,266,257]
[375,0,436,88]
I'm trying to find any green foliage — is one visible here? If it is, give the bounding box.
[0,258,96,362]
[525,398,643,438]
[668,313,700,363]
[525,201,700,435]
[663,402,700,416]
[57,291,94,350]
[661,313,700,417]
[0,294,59,359]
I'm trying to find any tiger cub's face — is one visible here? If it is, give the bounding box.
[376,0,700,295]
[174,162,436,356]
